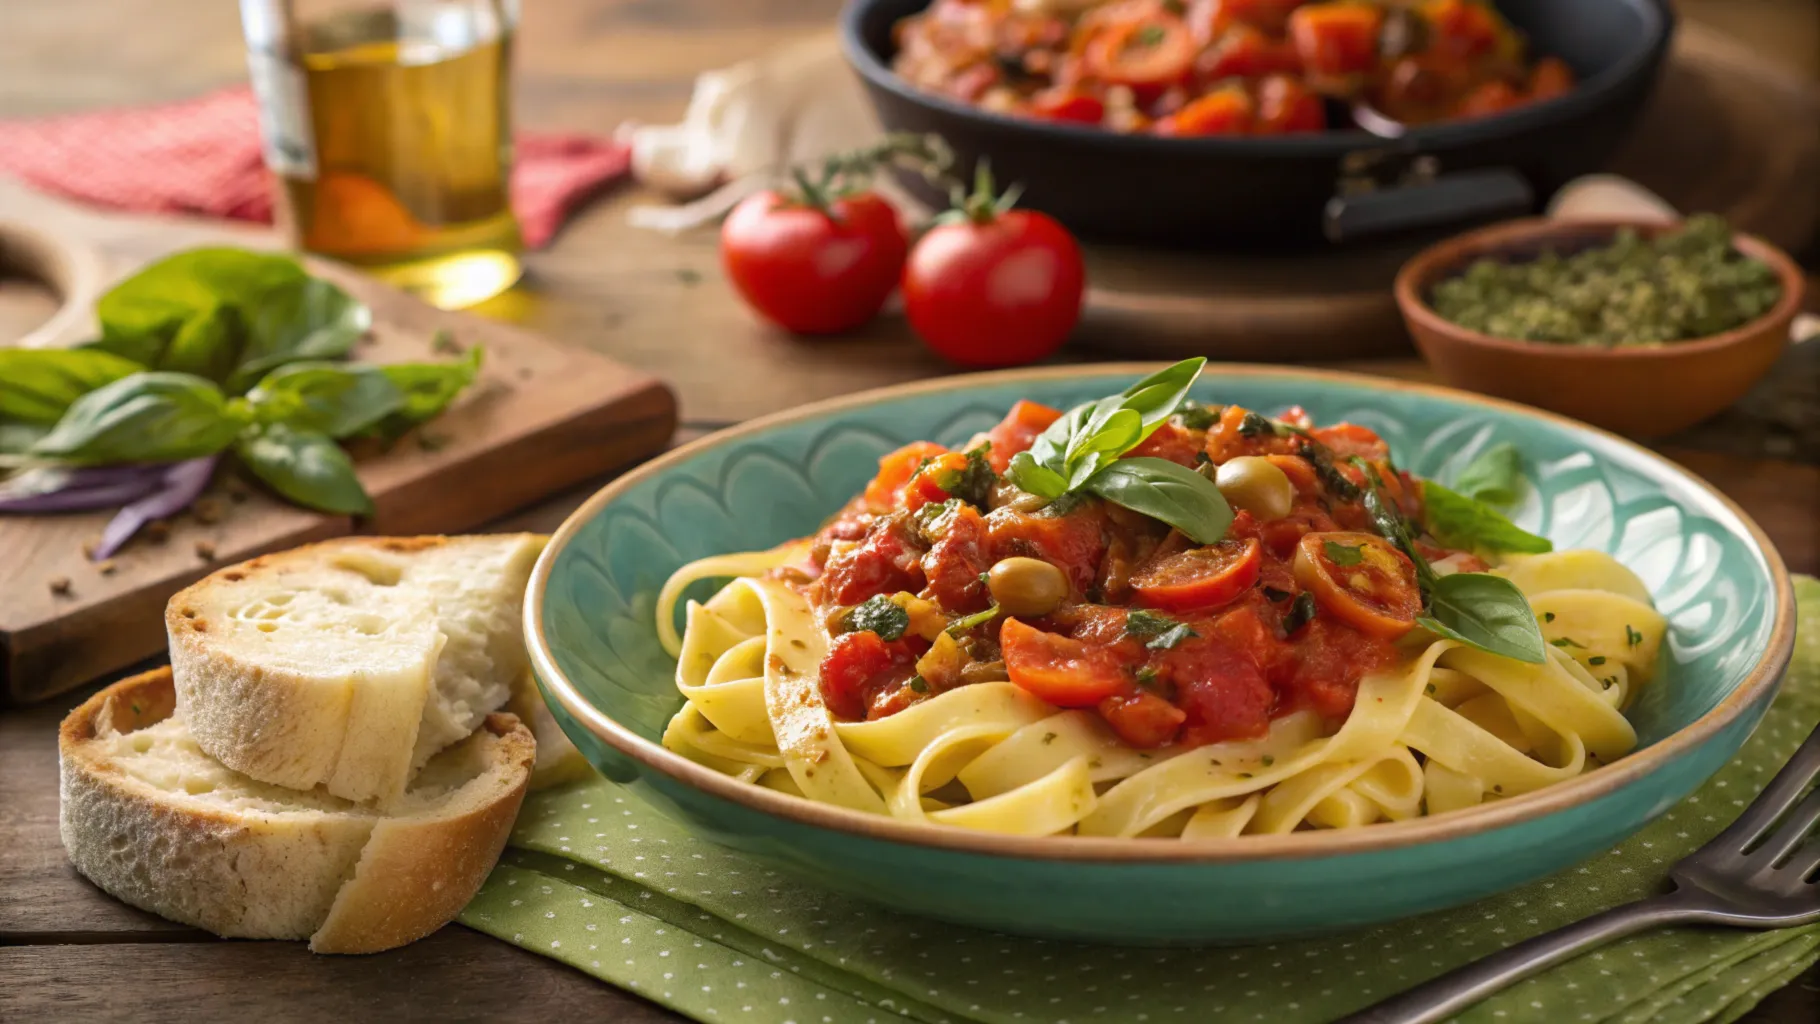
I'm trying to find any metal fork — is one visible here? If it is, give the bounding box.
[1343,720,1820,1024]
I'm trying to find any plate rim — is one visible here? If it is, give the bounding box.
[526,363,1797,865]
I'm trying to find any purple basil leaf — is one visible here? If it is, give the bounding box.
[0,465,167,513]
[93,456,219,560]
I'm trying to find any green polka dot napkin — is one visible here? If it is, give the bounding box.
[460,577,1820,1024]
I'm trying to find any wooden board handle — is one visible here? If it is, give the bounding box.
[0,217,108,348]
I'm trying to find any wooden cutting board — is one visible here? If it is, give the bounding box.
[0,182,678,704]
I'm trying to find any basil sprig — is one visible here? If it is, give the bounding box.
[1355,462,1545,664]
[1421,481,1552,555]
[1005,359,1232,543]
[0,349,143,424]
[1451,442,1525,505]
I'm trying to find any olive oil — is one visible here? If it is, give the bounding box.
[244,2,521,309]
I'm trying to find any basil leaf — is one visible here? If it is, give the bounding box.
[0,348,144,423]
[1452,442,1526,505]
[31,372,240,465]
[1066,408,1144,489]
[1083,457,1232,545]
[249,362,404,439]
[843,594,909,641]
[1420,572,1546,664]
[236,423,373,515]
[1324,540,1364,566]
[1007,451,1068,499]
[0,421,50,454]
[364,347,483,439]
[1124,609,1197,650]
[1357,465,1436,588]
[94,248,371,394]
[229,276,371,392]
[1283,591,1317,633]
[932,443,997,509]
[1117,357,1205,435]
[1421,481,1553,554]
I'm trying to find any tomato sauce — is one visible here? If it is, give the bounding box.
[793,398,1446,750]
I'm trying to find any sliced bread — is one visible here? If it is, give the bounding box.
[59,668,534,953]
[166,534,546,805]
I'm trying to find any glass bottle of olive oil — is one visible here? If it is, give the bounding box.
[239,0,522,309]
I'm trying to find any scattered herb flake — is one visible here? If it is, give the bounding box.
[1588,655,1607,666]
[1544,612,1556,623]
[1283,592,1318,634]
[843,594,910,641]
[1261,586,1293,602]
[908,675,929,693]
[1626,624,1643,647]
[1041,731,1058,745]
[1177,402,1219,430]
[1323,540,1365,566]
[1261,755,1275,767]
[1550,636,1585,649]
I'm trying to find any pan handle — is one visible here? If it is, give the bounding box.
[1323,167,1535,244]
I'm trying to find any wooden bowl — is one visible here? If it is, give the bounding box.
[1394,217,1805,437]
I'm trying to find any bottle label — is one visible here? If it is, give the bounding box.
[246,50,317,180]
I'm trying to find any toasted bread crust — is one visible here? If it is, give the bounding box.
[60,669,533,953]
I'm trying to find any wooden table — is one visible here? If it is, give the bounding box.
[3,2,1819,1022]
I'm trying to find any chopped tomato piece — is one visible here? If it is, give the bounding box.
[1160,605,1275,743]
[1289,2,1384,80]
[982,399,1064,472]
[1527,56,1574,101]
[1080,2,1197,97]
[1001,617,1131,706]
[1307,422,1389,461]
[1421,0,1507,61]
[1027,89,1106,124]
[822,518,926,605]
[921,503,992,612]
[1126,421,1204,467]
[1276,615,1399,718]
[864,441,948,511]
[1132,539,1263,612]
[900,451,970,511]
[1255,74,1325,133]
[1153,86,1254,135]
[1098,687,1187,748]
[1197,23,1303,80]
[987,503,1108,594]
[1292,531,1420,639]
[1186,0,1308,40]
[1454,78,1523,118]
[819,630,921,721]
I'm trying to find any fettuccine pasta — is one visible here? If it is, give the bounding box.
[653,371,1669,838]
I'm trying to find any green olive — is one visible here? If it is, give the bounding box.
[987,557,1069,618]
[1215,456,1295,521]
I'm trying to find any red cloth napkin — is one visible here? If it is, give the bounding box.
[0,87,630,249]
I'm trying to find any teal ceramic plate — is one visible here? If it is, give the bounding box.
[527,365,1796,943]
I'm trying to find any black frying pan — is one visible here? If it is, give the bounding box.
[840,0,1675,249]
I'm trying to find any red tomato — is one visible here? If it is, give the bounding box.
[819,630,921,721]
[822,520,926,606]
[1421,0,1506,60]
[1187,0,1308,40]
[1292,531,1420,639]
[1098,687,1187,748]
[981,400,1064,472]
[864,441,948,511]
[1307,421,1389,460]
[1080,3,1197,96]
[1027,89,1106,124]
[901,451,971,511]
[1528,56,1574,101]
[921,503,992,612]
[720,189,907,335]
[1153,86,1254,135]
[1197,23,1303,80]
[1454,78,1524,118]
[987,504,1108,595]
[1162,605,1276,743]
[1289,2,1384,80]
[1255,74,1326,133]
[1131,539,1263,612]
[903,209,1085,368]
[1126,421,1204,467]
[1000,617,1130,707]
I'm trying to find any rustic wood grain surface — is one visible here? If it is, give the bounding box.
[2,1,1818,1022]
